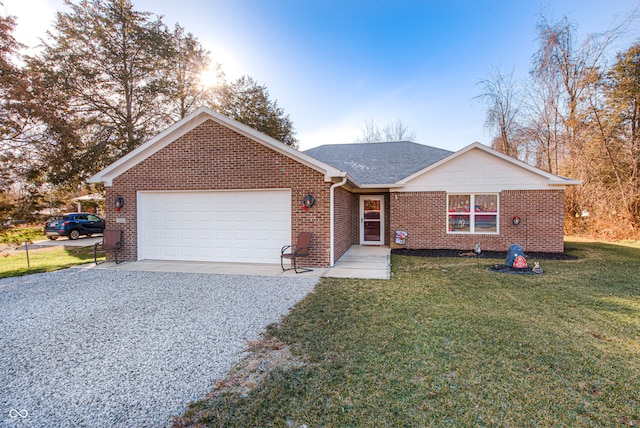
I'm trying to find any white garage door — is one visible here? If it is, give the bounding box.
[138,190,291,263]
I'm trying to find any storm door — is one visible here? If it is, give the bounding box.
[359,195,384,245]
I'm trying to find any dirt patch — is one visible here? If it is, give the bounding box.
[392,248,578,261]
[209,336,307,398]
[172,336,306,427]
[1,244,62,257]
[0,244,14,257]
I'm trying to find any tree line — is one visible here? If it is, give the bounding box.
[477,13,640,240]
[0,0,296,220]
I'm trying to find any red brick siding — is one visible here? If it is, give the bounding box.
[333,186,354,262]
[500,190,565,253]
[350,193,359,245]
[107,119,332,266]
[389,189,565,253]
[384,193,391,246]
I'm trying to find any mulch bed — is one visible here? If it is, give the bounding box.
[391,248,577,260]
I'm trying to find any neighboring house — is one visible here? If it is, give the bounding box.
[89,107,580,267]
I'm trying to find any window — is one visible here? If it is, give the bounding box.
[447,194,498,233]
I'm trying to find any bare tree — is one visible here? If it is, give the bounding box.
[475,67,523,158]
[578,42,640,233]
[531,12,637,237]
[522,75,565,174]
[382,119,417,141]
[356,119,382,143]
[356,118,416,143]
[532,13,633,166]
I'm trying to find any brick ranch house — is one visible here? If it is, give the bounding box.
[89,107,580,267]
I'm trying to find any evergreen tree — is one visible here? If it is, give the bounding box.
[0,7,25,189]
[161,23,217,120]
[29,0,171,164]
[215,76,298,148]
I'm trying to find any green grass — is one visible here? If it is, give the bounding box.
[178,239,640,427]
[0,246,103,278]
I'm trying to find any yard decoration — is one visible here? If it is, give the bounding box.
[301,194,316,212]
[532,262,543,274]
[506,244,527,268]
[513,255,527,268]
[114,196,125,212]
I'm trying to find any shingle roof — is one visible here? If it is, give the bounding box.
[304,141,454,185]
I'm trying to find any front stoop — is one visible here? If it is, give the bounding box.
[324,245,391,280]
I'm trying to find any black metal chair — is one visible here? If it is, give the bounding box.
[280,232,313,273]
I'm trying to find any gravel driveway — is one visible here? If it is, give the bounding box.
[0,268,318,427]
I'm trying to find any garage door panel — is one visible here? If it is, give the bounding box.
[196,229,214,240]
[162,194,181,205]
[180,211,196,222]
[214,247,231,258]
[234,211,252,222]
[163,211,179,222]
[197,211,214,222]
[252,230,272,240]
[215,210,233,221]
[139,190,291,263]
[234,229,254,240]
[179,229,197,240]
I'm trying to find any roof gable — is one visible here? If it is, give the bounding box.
[304,141,453,185]
[89,107,345,186]
[399,142,581,191]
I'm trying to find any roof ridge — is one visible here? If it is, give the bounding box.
[305,141,453,152]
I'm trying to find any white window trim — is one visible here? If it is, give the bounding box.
[447,193,499,234]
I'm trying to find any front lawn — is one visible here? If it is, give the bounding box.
[176,239,639,427]
[0,246,103,278]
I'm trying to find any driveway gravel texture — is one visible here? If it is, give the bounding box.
[0,268,318,427]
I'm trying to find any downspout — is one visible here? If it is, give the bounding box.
[330,175,348,267]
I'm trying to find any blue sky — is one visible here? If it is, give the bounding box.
[3,0,639,151]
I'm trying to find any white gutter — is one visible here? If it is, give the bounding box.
[329,175,349,267]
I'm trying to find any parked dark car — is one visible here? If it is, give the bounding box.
[44,213,105,240]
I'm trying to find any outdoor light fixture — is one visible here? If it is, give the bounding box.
[115,196,125,212]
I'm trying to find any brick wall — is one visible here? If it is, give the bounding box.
[107,119,333,266]
[350,193,359,245]
[384,193,391,246]
[389,189,565,253]
[333,186,354,262]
